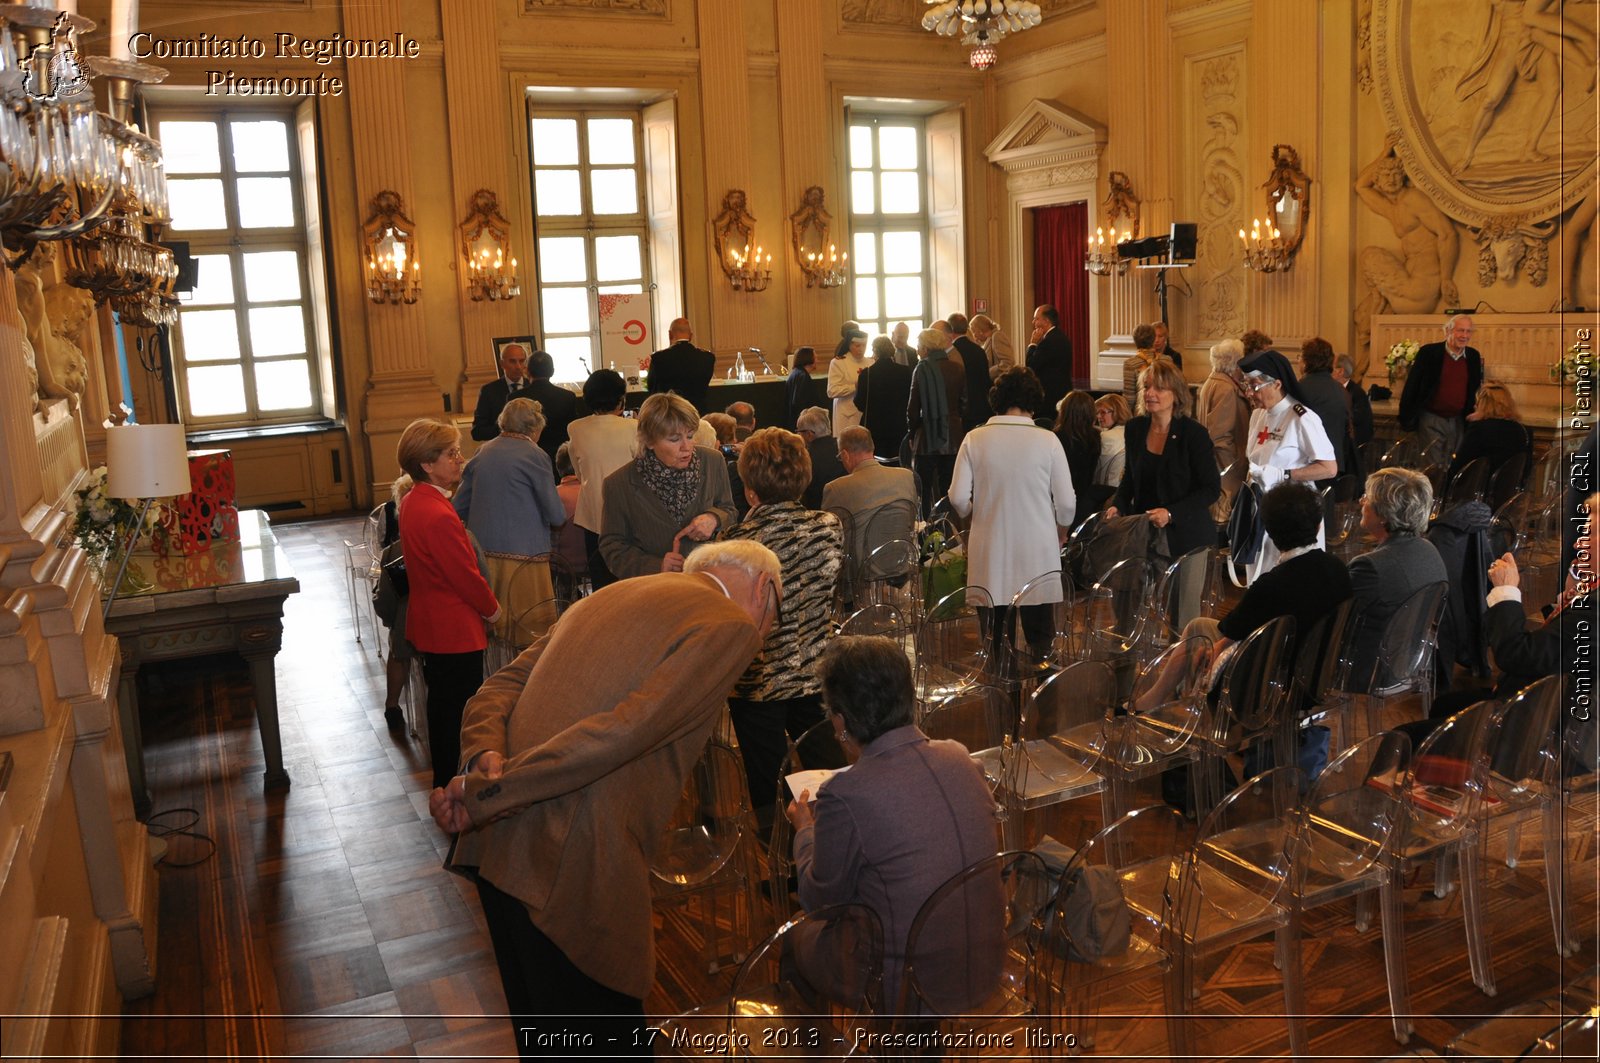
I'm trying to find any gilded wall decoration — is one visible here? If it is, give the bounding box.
[1370,0,1596,227]
[524,0,668,14]
[1101,171,1140,238]
[1193,53,1245,341]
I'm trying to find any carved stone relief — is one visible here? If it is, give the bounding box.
[1371,0,1596,227]
[1193,52,1245,340]
[1009,161,1098,192]
[14,243,91,412]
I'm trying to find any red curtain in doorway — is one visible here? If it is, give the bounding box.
[1033,202,1090,388]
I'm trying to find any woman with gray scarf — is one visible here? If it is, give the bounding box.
[599,393,737,579]
[906,326,967,518]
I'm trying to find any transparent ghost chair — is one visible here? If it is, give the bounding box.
[1037,804,1186,1053]
[897,850,1056,1042]
[915,585,995,702]
[765,717,858,923]
[1165,766,1305,1058]
[1101,632,1214,818]
[1189,615,1297,818]
[858,538,920,617]
[1002,660,1118,849]
[919,683,1013,814]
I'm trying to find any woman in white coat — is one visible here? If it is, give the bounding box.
[1239,349,1337,584]
[948,367,1077,656]
[826,328,869,437]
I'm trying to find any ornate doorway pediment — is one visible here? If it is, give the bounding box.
[984,98,1107,180]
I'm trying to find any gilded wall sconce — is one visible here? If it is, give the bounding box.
[790,186,847,288]
[1242,145,1311,273]
[459,189,520,302]
[363,190,420,305]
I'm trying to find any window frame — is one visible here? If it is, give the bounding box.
[149,102,326,430]
[528,106,652,382]
[847,113,933,340]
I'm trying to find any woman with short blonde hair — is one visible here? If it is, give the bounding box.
[1093,393,1132,488]
[600,392,737,578]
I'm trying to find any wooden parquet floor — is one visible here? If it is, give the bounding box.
[117,514,1598,1061]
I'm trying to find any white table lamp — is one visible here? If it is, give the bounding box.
[102,423,192,616]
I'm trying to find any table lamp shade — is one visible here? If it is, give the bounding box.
[106,424,193,499]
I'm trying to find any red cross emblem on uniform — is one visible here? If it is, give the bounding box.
[1256,425,1272,445]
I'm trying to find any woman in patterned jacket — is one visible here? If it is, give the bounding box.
[720,427,846,829]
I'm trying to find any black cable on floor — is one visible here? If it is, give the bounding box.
[144,807,217,867]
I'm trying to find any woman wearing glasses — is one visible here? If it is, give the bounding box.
[396,419,501,789]
[1238,348,1337,583]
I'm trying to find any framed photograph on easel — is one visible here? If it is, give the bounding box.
[490,335,537,381]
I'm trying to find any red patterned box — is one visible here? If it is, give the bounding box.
[156,449,239,556]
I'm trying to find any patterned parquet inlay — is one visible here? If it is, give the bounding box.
[115,514,1598,1061]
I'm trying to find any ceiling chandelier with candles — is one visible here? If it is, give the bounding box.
[921,0,1044,70]
[1,8,177,328]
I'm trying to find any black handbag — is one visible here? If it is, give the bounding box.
[1227,481,1266,571]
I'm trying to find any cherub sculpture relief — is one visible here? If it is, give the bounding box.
[15,244,92,410]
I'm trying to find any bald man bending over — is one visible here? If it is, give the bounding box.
[648,316,717,415]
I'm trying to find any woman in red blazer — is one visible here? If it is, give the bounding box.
[397,419,500,787]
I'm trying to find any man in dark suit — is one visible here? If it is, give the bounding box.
[472,341,534,442]
[949,312,991,426]
[1025,303,1073,412]
[432,544,775,1055]
[523,349,582,464]
[796,406,846,510]
[647,317,716,414]
[852,340,912,461]
[1399,314,1483,461]
[1334,354,1374,448]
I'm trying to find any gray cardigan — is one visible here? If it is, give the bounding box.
[598,446,737,579]
[1346,533,1448,690]
[453,435,566,556]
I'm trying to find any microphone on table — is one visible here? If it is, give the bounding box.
[750,347,777,375]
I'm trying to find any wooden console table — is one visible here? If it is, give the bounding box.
[103,510,300,819]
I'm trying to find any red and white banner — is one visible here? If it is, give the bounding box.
[597,293,652,369]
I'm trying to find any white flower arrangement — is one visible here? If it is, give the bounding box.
[1550,342,1595,383]
[71,466,163,566]
[1385,339,1420,375]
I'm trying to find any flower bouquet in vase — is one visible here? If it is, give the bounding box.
[1385,339,1419,385]
[1550,342,1595,384]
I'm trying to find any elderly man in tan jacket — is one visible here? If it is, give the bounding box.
[430,540,779,1058]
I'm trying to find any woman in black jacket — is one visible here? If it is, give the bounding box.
[1105,357,1222,561]
[1448,381,1534,486]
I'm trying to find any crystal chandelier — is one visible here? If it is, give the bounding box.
[2,8,176,328]
[922,1,1043,69]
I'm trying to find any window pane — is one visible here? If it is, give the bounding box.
[187,254,235,305]
[236,177,295,227]
[159,121,220,173]
[254,359,313,411]
[586,118,635,164]
[878,126,918,169]
[849,125,874,168]
[248,306,307,356]
[242,251,302,302]
[545,336,593,382]
[594,235,641,282]
[850,171,875,214]
[179,309,241,361]
[880,172,919,214]
[595,283,643,295]
[589,169,637,214]
[882,232,923,273]
[884,276,923,318]
[862,321,885,341]
[534,169,582,215]
[230,120,290,172]
[168,179,228,229]
[541,286,591,334]
[852,232,877,274]
[854,278,879,321]
[538,237,588,283]
[186,364,246,417]
[532,118,579,165]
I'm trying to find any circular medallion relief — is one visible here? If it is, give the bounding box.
[1373,0,1596,227]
